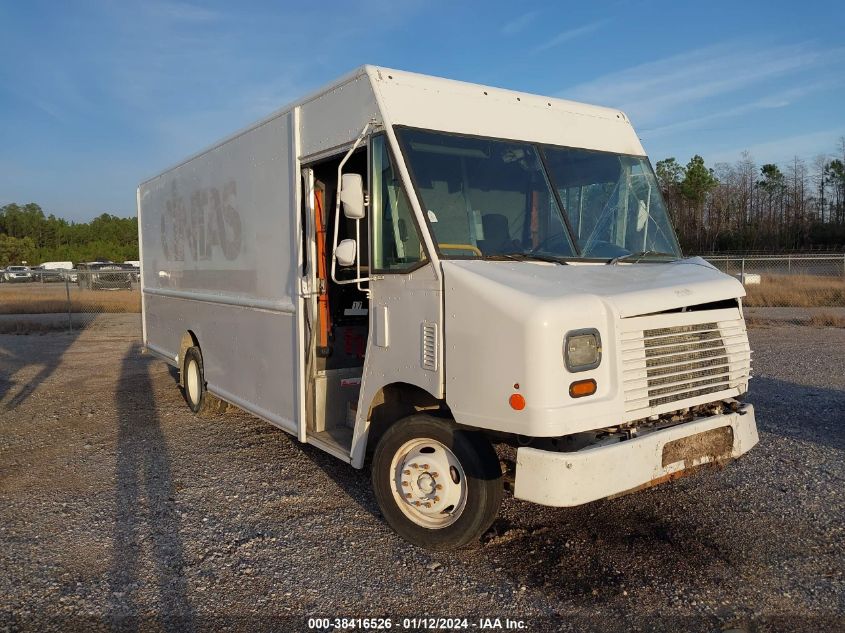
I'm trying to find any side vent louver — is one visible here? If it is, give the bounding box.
[421,322,438,371]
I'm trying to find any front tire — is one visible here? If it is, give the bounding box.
[371,414,503,550]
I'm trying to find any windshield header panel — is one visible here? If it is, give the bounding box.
[396,127,681,262]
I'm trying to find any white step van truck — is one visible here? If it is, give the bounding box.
[139,66,758,550]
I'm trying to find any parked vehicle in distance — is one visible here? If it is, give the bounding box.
[123,260,141,282]
[31,267,60,282]
[2,266,33,283]
[29,262,73,283]
[31,266,62,282]
[76,261,133,290]
[139,66,758,550]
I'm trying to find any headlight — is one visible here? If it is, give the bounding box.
[564,329,602,372]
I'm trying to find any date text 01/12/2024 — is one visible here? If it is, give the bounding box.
[306,617,528,630]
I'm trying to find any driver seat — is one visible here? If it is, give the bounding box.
[478,213,512,254]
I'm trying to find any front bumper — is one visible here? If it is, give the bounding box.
[513,404,758,507]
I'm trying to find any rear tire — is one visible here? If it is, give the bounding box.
[182,346,226,416]
[371,414,503,551]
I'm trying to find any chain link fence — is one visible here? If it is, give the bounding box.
[1,257,843,333]
[704,254,845,279]
[0,267,140,334]
[701,255,845,311]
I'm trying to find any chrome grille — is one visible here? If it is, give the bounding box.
[622,313,751,416]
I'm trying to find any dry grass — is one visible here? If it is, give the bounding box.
[0,287,140,315]
[1,273,840,315]
[743,274,845,307]
[807,312,845,327]
[745,313,845,329]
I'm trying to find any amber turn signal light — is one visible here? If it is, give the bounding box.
[509,393,526,410]
[569,379,597,398]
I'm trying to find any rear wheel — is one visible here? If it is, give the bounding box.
[182,346,226,416]
[371,414,503,550]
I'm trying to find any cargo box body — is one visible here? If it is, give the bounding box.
[139,66,758,550]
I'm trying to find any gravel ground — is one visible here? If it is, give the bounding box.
[0,315,843,632]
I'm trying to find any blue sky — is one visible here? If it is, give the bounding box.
[1,0,843,221]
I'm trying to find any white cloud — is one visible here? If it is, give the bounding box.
[145,1,223,22]
[640,80,839,140]
[501,11,539,36]
[532,19,609,54]
[563,41,843,125]
[705,127,845,165]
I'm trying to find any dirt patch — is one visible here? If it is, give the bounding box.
[662,426,734,468]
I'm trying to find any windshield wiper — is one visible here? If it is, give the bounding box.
[485,252,569,265]
[608,250,679,265]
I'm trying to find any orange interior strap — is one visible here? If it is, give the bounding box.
[314,187,331,351]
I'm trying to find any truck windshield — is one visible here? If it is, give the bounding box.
[541,146,680,259]
[396,128,576,260]
[396,128,681,261]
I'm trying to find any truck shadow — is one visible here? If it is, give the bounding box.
[300,442,383,520]
[108,343,195,632]
[749,376,844,451]
[273,372,842,628]
[475,499,756,632]
[475,377,844,625]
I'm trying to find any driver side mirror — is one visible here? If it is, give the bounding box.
[335,239,357,267]
[340,173,365,220]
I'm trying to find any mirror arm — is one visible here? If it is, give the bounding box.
[331,118,376,289]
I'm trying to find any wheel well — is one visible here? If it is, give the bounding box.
[365,382,444,450]
[178,331,199,386]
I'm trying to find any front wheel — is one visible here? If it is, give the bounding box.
[371,415,503,550]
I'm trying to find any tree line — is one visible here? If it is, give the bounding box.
[0,203,138,267]
[3,137,845,264]
[656,138,845,253]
